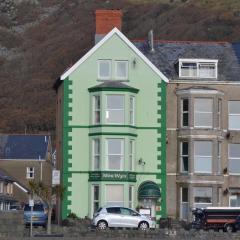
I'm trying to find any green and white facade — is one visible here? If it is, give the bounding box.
[55,28,168,221]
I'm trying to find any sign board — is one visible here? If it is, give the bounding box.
[139,208,151,217]
[89,171,136,182]
[29,199,34,207]
[52,170,60,185]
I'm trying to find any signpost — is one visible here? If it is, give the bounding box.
[29,199,34,237]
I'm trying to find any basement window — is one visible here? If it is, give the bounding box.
[179,59,218,79]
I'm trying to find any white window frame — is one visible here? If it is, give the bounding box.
[92,139,100,170]
[194,98,213,128]
[194,141,212,174]
[181,98,189,127]
[228,143,240,175]
[228,101,240,130]
[92,185,100,216]
[92,95,101,124]
[217,99,222,129]
[115,60,128,80]
[105,95,125,124]
[129,96,135,125]
[129,140,135,171]
[26,167,34,179]
[180,142,189,173]
[179,59,218,79]
[106,139,124,171]
[217,142,221,174]
[98,60,111,80]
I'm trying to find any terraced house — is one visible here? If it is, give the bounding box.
[55,10,168,221]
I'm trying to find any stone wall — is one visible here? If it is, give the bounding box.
[0,210,24,238]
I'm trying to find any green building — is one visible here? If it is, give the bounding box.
[55,10,168,221]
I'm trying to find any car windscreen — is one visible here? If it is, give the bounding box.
[24,204,44,211]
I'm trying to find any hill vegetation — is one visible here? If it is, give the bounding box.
[0,0,240,134]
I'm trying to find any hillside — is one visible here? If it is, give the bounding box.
[0,0,240,134]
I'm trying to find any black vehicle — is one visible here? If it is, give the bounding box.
[192,207,240,232]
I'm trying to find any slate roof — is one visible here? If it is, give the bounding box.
[0,168,14,182]
[134,41,240,82]
[88,81,138,91]
[0,135,50,160]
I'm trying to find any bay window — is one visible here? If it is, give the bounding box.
[194,141,212,173]
[106,95,124,124]
[129,140,135,171]
[229,101,240,130]
[106,139,124,170]
[194,98,213,128]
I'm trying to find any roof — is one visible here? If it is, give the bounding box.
[0,135,50,160]
[88,81,139,93]
[60,28,168,83]
[0,168,14,182]
[133,41,240,82]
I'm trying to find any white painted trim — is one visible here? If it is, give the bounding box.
[179,58,218,63]
[13,182,28,193]
[0,159,46,161]
[176,89,224,95]
[167,173,177,176]
[178,135,224,139]
[167,128,178,131]
[176,179,224,184]
[60,28,168,82]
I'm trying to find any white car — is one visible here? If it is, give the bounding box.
[92,206,155,230]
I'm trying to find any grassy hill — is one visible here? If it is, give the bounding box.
[0,0,239,133]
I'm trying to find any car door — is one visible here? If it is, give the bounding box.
[106,207,122,227]
[120,208,140,228]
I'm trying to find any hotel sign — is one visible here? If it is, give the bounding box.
[89,171,136,182]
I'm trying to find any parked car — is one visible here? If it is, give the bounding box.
[23,203,48,227]
[92,206,155,230]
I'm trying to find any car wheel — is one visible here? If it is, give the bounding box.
[97,220,108,230]
[138,221,149,231]
[225,224,234,233]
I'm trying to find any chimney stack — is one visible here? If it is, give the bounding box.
[95,9,122,44]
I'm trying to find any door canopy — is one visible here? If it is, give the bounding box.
[138,181,161,200]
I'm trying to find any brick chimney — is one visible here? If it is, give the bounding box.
[95,9,122,44]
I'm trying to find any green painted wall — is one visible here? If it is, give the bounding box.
[61,32,167,220]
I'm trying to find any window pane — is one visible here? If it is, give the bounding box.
[107,139,122,154]
[182,188,188,202]
[106,95,124,124]
[99,60,110,78]
[107,95,124,109]
[182,99,188,111]
[182,142,188,155]
[229,144,240,174]
[116,61,128,79]
[195,141,212,156]
[182,157,188,172]
[194,113,213,127]
[106,185,124,206]
[229,101,240,114]
[229,144,240,158]
[93,139,100,170]
[199,64,216,78]
[194,187,212,203]
[194,141,212,173]
[229,116,240,129]
[183,113,189,126]
[108,155,122,169]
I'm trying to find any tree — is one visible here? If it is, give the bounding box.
[28,180,64,234]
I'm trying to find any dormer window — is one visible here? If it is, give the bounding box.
[179,59,218,79]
